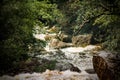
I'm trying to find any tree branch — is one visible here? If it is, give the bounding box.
[74,13,104,36]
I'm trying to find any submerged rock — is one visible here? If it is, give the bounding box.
[55,62,73,71]
[55,62,81,73]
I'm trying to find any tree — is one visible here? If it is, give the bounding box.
[54,0,120,52]
[0,0,63,74]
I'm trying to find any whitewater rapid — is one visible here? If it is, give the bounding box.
[0,34,100,80]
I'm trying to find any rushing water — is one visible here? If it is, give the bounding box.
[43,45,97,71]
[0,34,99,80]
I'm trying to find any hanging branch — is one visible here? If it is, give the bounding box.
[74,13,105,36]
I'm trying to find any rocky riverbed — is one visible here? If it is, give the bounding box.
[0,33,101,80]
[0,45,100,80]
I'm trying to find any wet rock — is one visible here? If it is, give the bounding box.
[85,69,95,74]
[70,65,81,73]
[44,33,57,41]
[49,38,73,49]
[72,34,92,47]
[49,38,59,48]
[93,51,120,80]
[58,32,72,42]
[55,62,73,71]
[55,62,81,73]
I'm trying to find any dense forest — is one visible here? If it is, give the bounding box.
[0,0,120,78]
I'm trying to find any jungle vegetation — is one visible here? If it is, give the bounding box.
[0,0,120,74]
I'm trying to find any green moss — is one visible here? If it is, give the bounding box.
[33,60,57,72]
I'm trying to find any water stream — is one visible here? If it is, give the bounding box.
[0,34,99,80]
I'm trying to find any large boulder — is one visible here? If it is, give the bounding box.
[93,51,120,80]
[72,34,92,47]
[49,38,73,49]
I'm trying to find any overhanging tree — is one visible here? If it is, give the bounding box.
[0,0,63,74]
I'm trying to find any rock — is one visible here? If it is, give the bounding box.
[46,26,59,33]
[55,62,81,73]
[70,65,81,73]
[85,69,95,74]
[44,33,57,41]
[0,75,14,80]
[49,38,73,49]
[62,36,72,42]
[55,62,73,71]
[72,34,92,47]
[93,51,120,80]
[57,32,72,42]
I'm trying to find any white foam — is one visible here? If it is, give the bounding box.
[0,70,98,80]
[60,45,97,53]
[34,34,46,41]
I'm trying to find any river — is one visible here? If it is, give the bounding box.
[0,34,99,80]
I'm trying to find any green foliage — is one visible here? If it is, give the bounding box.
[94,15,120,52]
[33,60,56,72]
[0,0,62,74]
[28,39,47,55]
[59,0,120,52]
[32,0,64,33]
[0,0,36,73]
